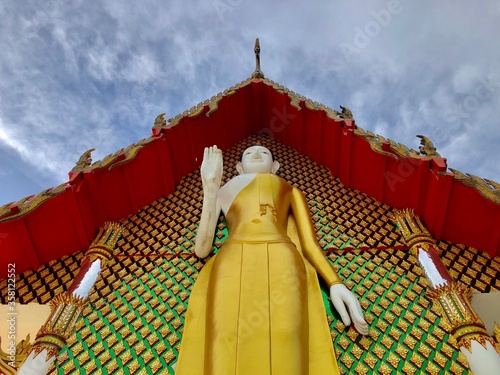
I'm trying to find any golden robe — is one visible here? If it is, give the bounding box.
[175,174,342,375]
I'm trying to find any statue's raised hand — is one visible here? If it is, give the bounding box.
[201,145,223,197]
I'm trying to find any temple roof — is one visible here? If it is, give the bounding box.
[1,65,499,278]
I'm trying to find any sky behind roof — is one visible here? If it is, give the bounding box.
[1,0,499,205]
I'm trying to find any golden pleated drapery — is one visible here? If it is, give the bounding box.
[175,174,341,375]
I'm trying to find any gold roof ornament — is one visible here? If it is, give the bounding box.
[154,113,166,128]
[251,38,265,79]
[73,148,95,170]
[416,135,441,158]
[338,105,353,119]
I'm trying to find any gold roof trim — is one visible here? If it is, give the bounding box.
[261,78,344,118]
[354,127,442,161]
[72,148,95,170]
[153,74,350,133]
[0,183,68,223]
[354,127,500,205]
[354,128,398,159]
[0,137,155,222]
[153,78,252,129]
[450,168,500,205]
[2,72,499,223]
[90,136,156,171]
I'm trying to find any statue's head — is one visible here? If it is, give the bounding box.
[236,145,280,175]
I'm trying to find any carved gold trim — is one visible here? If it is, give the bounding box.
[450,168,500,205]
[388,209,435,249]
[0,136,154,222]
[84,246,114,265]
[354,128,443,162]
[82,222,126,266]
[262,78,344,117]
[338,105,353,119]
[354,126,499,204]
[0,334,31,374]
[452,323,495,352]
[153,78,252,130]
[31,293,87,361]
[354,128,398,159]
[71,148,95,171]
[427,282,473,328]
[426,283,495,352]
[391,209,496,352]
[154,113,166,128]
[152,75,345,135]
[416,135,441,158]
[87,136,155,171]
[0,183,68,223]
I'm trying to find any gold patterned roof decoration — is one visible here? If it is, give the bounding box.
[261,78,343,118]
[153,80,247,130]
[338,105,353,119]
[72,148,95,170]
[450,168,500,205]
[0,182,68,223]
[153,40,348,131]
[354,126,500,205]
[416,135,441,158]
[354,128,443,161]
[0,136,157,222]
[86,136,156,171]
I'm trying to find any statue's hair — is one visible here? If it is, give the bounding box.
[240,145,275,161]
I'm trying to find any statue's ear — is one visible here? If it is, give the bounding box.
[236,162,244,175]
[271,161,280,174]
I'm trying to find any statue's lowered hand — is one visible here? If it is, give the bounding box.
[330,284,369,335]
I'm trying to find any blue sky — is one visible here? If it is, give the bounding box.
[1,0,499,205]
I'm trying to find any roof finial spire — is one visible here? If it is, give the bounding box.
[252,38,265,79]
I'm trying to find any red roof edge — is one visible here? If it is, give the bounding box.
[1,79,498,278]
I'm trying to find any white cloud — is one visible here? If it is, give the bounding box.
[0,0,499,205]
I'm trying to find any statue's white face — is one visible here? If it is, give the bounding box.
[237,146,279,175]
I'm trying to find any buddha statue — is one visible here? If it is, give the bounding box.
[175,145,368,375]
